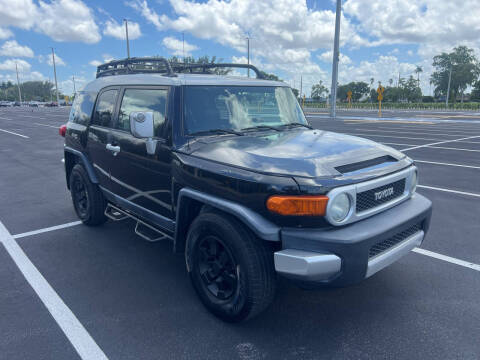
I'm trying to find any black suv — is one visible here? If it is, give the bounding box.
[62,58,432,322]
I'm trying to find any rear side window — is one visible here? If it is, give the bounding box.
[69,92,96,125]
[92,89,118,127]
[117,88,168,137]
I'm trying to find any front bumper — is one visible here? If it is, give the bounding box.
[274,193,432,286]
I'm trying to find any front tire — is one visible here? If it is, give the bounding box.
[69,164,107,226]
[185,211,276,322]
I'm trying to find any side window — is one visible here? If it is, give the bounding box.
[92,89,118,127]
[117,88,168,137]
[69,92,96,125]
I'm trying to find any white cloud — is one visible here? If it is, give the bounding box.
[60,75,88,94]
[344,0,480,54]
[0,0,101,44]
[0,27,13,40]
[89,60,102,67]
[0,40,34,58]
[36,0,101,43]
[318,51,352,65]
[128,0,368,82]
[0,59,31,72]
[103,19,142,40]
[0,0,37,29]
[38,53,66,66]
[162,36,198,56]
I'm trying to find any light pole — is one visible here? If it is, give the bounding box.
[15,62,22,103]
[72,75,76,94]
[50,47,60,105]
[330,0,341,119]
[246,36,250,78]
[124,19,130,59]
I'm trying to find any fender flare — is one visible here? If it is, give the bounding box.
[174,188,280,252]
[64,146,98,184]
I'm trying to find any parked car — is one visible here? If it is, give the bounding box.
[61,57,432,322]
[45,101,58,107]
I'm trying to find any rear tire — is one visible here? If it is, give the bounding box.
[185,210,276,322]
[69,164,107,226]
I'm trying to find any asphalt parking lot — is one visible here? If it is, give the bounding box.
[1,107,479,360]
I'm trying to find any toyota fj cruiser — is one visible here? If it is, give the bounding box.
[62,58,432,322]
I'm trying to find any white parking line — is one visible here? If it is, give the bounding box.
[34,123,60,129]
[341,132,442,141]
[0,221,108,360]
[428,146,480,152]
[400,135,480,151]
[418,185,480,197]
[13,221,82,239]
[353,128,475,137]
[413,248,480,272]
[414,160,480,170]
[0,128,29,138]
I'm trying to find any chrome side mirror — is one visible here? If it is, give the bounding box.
[129,111,157,155]
[130,111,154,138]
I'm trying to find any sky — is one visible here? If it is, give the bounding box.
[0,0,479,97]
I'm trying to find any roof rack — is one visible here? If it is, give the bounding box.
[169,62,264,79]
[96,57,264,79]
[96,57,175,78]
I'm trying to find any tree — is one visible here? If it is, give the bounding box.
[168,55,231,75]
[291,88,299,98]
[430,46,480,103]
[388,78,393,86]
[311,80,329,100]
[337,82,369,102]
[414,65,423,85]
[259,71,281,81]
[472,80,480,101]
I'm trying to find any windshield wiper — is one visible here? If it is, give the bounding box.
[189,129,243,136]
[278,122,313,130]
[241,125,281,132]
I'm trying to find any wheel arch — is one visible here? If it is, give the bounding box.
[64,147,98,189]
[174,188,280,253]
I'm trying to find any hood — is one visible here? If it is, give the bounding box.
[186,129,407,179]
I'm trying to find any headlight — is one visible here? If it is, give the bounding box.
[410,171,418,194]
[329,193,352,222]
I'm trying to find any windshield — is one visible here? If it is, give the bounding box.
[183,86,307,135]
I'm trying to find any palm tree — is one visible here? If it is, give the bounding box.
[389,78,393,87]
[414,66,423,86]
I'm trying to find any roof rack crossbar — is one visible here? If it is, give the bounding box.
[169,62,264,79]
[96,57,175,78]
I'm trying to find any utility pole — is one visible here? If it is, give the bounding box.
[72,75,76,94]
[246,36,250,78]
[446,64,453,107]
[300,76,303,98]
[124,19,130,59]
[51,47,60,105]
[182,32,185,63]
[15,62,22,103]
[330,0,341,119]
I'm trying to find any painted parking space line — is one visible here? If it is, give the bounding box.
[34,123,60,129]
[353,128,477,137]
[339,132,443,141]
[413,248,480,272]
[0,220,109,360]
[400,135,480,151]
[13,221,82,239]
[427,146,480,152]
[0,128,29,138]
[418,185,480,198]
[414,160,480,170]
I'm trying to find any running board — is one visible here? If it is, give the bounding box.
[105,203,172,242]
[105,204,128,221]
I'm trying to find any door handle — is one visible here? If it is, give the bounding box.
[106,143,121,156]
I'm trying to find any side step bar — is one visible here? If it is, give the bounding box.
[104,203,173,242]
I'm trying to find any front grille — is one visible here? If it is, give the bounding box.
[356,178,406,213]
[369,223,422,259]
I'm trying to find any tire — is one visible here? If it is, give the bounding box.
[69,164,107,226]
[185,210,276,322]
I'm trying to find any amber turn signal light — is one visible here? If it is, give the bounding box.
[266,195,329,216]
